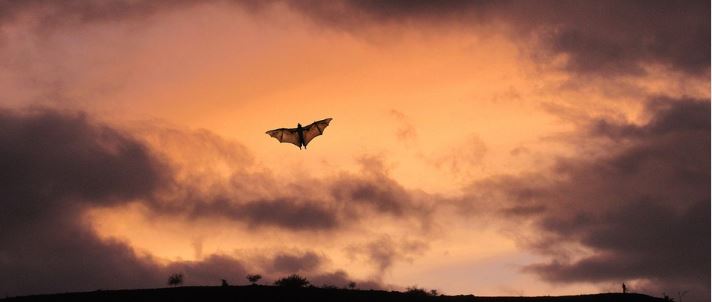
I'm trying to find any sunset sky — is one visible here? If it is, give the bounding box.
[0,0,709,300]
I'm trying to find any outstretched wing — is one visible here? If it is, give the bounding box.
[302,118,332,147]
[266,128,301,148]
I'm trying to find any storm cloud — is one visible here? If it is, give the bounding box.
[0,109,288,295]
[0,0,707,77]
[270,251,323,274]
[285,0,710,76]
[465,98,710,299]
[146,153,434,231]
[0,108,165,295]
[0,108,412,295]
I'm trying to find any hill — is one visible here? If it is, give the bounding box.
[1,286,667,302]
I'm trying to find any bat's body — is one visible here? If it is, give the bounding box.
[266,118,332,149]
[296,123,306,147]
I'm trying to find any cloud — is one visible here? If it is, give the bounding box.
[530,0,710,76]
[0,108,396,296]
[186,197,341,231]
[143,152,434,232]
[0,0,197,28]
[388,110,417,143]
[286,0,710,77]
[165,255,247,286]
[0,108,165,295]
[308,270,383,289]
[270,251,323,273]
[348,235,429,276]
[428,134,487,178]
[464,98,710,299]
[0,108,261,295]
[0,108,168,238]
[1,1,707,82]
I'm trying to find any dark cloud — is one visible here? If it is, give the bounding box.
[0,108,168,239]
[147,154,433,232]
[270,251,323,273]
[1,0,707,78]
[0,0,196,28]
[465,98,710,300]
[330,172,414,217]
[288,0,710,77]
[0,108,352,296]
[165,255,247,286]
[0,108,164,295]
[249,251,384,289]
[284,0,500,28]
[308,270,383,290]
[535,0,710,76]
[0,107,423,295]
[185,198,340,231]
[348,236,429,276]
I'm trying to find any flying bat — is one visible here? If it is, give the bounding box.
[266,118,332,149]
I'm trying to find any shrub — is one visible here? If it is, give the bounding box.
[168,273,183,287]
[246,274,262,285]
[405,286,432,296]
[274,274,310,288]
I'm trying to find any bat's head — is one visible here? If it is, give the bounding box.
[297,123,302,128]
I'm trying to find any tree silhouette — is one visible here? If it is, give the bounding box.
[246,274,262,285]
[405,286,438,296]
[274,274,310,288]
[168,273,183,287]
[348,281,356,289]
[405,286,429,296]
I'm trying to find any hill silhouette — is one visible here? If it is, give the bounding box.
[1,286,668,302]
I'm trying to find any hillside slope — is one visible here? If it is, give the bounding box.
[1,286,667,302]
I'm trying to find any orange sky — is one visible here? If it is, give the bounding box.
[0,0,709,299]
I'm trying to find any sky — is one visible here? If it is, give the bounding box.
[0,0,709,300]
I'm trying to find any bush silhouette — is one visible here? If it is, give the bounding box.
[246,274,262,285]
[274,274,310,287]
[168,273,183,287]
[348,281,356,289]
[406,286,436,296]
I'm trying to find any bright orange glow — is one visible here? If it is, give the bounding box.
[3,1,708,297]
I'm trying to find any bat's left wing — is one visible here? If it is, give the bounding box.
[266,127,301,148]
[302,118,333,147]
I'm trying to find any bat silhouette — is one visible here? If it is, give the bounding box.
[266,118,332,149]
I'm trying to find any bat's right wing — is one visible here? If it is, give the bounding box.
[266,128,301,148]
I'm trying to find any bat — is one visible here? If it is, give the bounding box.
[266,118,333,149]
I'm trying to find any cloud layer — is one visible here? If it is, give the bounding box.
[285,0,710,76]
[1,0,707,77]
[465,98,710,299]
[0,109,383,296]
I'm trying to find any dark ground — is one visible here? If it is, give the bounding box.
[1,286,669,302]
